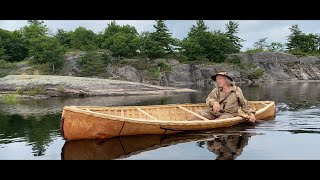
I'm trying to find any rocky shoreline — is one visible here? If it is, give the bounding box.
[0,75,197,100]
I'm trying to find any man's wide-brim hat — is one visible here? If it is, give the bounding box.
[211,71,233,81]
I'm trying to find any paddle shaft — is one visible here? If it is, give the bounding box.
[217,110,263,123]
[218,110,250,120]
[178,106,210,121]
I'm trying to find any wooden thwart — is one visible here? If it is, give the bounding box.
[177,105,210,121]
[136,107,159,121]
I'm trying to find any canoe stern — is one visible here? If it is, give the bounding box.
[61,108,124,140]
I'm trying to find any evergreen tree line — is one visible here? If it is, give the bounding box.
[1,20,319,73]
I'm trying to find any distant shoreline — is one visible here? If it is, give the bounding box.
[0,75,197,100]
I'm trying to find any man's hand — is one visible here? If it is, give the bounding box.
[248,112,256,123]
[212,102,221,113]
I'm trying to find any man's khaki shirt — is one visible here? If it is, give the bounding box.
[206,85,255,115]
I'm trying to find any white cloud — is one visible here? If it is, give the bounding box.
[116,20,155,33]
[0,20,28,31]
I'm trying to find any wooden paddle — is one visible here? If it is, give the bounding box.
[217,110,258,123]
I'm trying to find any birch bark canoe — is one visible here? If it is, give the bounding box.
[61,101,275,140]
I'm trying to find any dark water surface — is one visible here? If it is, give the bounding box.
[1,82,320,160]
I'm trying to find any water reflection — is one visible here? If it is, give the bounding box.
[1,81,320,159]
[0,113,61,156]
[240,82,320,111]
[192,124,254,160]
[178,81,320,111]
[61,132,255,160]
[205,134,251,160]
[61,134,218,160]
[61,124,257,160]
[1,81,319,117]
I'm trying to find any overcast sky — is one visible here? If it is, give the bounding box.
[1,20,319,50]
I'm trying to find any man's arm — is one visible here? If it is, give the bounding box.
[236,87,256,122]
[206,89,218,107]
[206,89,221,113]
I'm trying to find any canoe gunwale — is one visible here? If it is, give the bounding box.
[63,101,274,126]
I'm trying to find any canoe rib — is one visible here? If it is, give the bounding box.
[136,107,159,121]
[177,105,210,121]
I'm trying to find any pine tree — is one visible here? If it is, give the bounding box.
[182,20,241,62]
[152,20,174,53]
[286,24,319,54]
[188,20,208,38]
[286,24,303,52]
[225,21,243,52]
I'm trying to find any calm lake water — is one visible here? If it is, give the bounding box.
[1,81,320,160]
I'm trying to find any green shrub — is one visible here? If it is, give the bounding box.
[79,50,111,66]
[26,89,37,96]
[80,60,106,77]
[77,50,111,78]
[147,67,160,78]
[157,62,171,72]
[34,85,46,94]
[288,50,320,57]
[165,53,188,62]
[226,55,241,64]
[0,60,16,77]
[2,94,19,104]
[31,63,51,75]
[289,50,308,57]
[284,61,296,67]
[16,87,24,95]
[0,59,16,68]
[56,84,65,93]
[237,62,256,70]
[248,69,264,80]
[132,59,151,70]
[245,48,264,53]
[15,85,46,96]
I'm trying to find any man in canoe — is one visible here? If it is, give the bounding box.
[190,71,256,122]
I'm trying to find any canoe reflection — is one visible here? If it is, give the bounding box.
[61,133,218,160]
